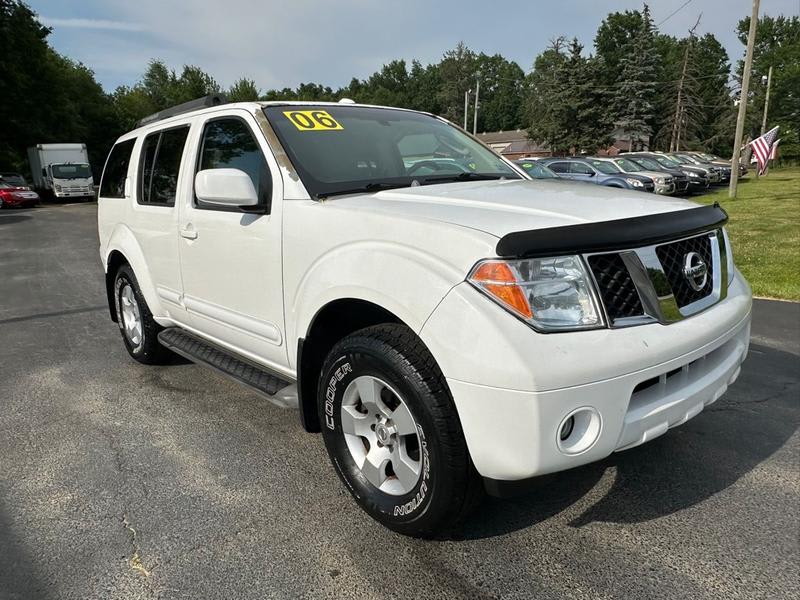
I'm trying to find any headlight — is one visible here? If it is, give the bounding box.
[625,178,643,187]
[682,170,697,177]
[656,177,666,184]
[722,228,734,286]
[54,184,62,191]
[468,256,603,332]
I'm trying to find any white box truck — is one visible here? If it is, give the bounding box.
[27,143,95,200]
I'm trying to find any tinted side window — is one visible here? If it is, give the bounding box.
[570,162,593,175]
[100,139,135,198]
[548,162,569,173]
[197,118,271,211]
[138,126,189,206]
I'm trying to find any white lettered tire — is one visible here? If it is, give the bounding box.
[318,324,482,537]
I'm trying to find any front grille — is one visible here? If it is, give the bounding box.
[655,233,714,307]
[587,253,644,320]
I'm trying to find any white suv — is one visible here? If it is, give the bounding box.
[98,97,752,537]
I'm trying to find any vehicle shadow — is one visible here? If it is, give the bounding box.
[0,501,51,600]
[453,342,799,540]
[0,214,32,225]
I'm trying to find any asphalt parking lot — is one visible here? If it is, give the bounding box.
[1,202,798,600]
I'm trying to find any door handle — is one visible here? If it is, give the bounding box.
[180,227,198,240]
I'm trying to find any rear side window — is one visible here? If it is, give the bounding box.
[196,117,271,211]
[548,162,569,173]
[138,126,190,206]
[100,139,136,198]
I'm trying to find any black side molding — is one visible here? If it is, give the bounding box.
[495,203,728,258]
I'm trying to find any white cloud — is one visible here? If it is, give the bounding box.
[41,17,144,32]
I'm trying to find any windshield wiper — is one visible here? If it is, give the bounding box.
[421,172,511,184]
[316,182,411,200]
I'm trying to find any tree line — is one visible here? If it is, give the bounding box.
[1,0,797,177]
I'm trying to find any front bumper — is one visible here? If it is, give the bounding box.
[421,272,752,481]
[654,182,676,195]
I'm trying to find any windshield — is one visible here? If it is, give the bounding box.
[588,160,620,174]
[0,174,26,186]
[52,164,92,179]
[263,105,519,198]
[516,161,558,179]
[653,155,681,167]
[612,158,642,172]
[631,157,662,171]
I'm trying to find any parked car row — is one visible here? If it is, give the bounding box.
[515,150,742,196]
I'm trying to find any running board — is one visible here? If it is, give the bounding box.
[157,327,297,409]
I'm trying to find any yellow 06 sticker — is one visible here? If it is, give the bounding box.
[283,110,343,131]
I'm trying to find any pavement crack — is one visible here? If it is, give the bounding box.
[122,513,151,578]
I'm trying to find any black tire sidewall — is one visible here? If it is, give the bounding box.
[113,265,166,364]
[320,343,446,532]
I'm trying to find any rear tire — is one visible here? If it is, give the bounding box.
[114,265,171,365]
[318,324,482,538]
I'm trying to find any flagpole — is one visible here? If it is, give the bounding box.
[729,0,760,198]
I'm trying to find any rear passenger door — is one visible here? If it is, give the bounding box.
[131,124,191,323]
[177,110,287,371]
[569,161,596,182]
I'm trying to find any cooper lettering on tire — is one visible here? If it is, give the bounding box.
[318,324,482,538]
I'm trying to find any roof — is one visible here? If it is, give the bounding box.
[475,130,529,144]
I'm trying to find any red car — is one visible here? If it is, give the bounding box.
[0,180,40,208]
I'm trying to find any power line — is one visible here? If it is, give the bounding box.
[657,0,694,27]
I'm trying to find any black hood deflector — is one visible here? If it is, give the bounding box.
[495,203,728,258]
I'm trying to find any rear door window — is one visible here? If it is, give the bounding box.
[100,139,136,198]
[138,126,190,206]
[570,162,594,175]
[548,162,569,173]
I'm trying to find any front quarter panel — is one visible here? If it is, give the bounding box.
[283,199,497,369]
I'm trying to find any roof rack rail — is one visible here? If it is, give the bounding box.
[136,94,229,128]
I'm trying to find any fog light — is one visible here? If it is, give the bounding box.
[559,415,575,441]
[557,407,602,455]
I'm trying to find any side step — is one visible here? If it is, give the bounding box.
[157,327,297,409]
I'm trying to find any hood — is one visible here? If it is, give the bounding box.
[325,179,698,239]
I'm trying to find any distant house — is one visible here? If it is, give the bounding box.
[597,126,651,156]
[475,130,551,159]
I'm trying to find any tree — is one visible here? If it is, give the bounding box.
[473,53,526,132]
[525,37,571,154]
[0,0,119,173]
[436,42,477,125]
[612,3,658,150]
[228,77,260,102]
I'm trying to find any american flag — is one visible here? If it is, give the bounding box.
[769,139,781,160]
[751,126,779,175]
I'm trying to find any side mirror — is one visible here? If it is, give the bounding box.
[195,168,260,209]
[42,168,47,177]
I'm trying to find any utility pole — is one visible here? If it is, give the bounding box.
[671,15,701,152]
[464,89,471,130]
[760,65,773,134]
[729,0,760,198]
[472,78,480,135]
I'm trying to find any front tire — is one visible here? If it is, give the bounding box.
[318,324,482,537]
[114,265,170,365]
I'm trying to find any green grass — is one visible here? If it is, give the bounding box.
[697,167,800,301]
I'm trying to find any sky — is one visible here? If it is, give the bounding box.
[29,0,800,93]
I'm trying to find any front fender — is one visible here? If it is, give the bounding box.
[287,240,469,369]
[103,224,164,318]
